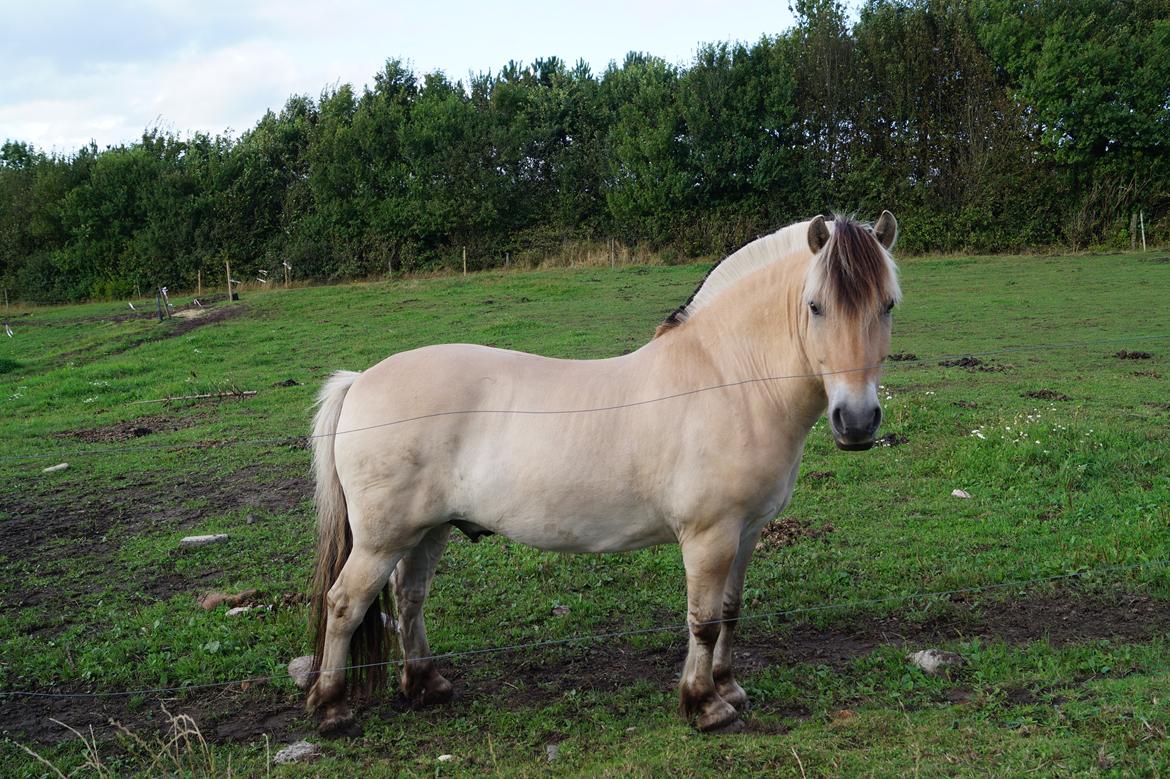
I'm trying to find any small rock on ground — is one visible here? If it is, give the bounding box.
[908,649,965,675]
[546,744,559,762]
[42,463,69,473]
[951,489,971,499]
[438,754,454,762]
[273,740,320,765]
[288,655,316,690]
[180,533,229,549]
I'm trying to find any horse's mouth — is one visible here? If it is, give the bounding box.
[833,437,875,452]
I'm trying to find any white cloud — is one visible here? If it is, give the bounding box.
[1,0,802,153]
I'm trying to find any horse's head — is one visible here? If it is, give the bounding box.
[801,212,900,451]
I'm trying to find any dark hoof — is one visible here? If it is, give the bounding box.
[706,717,747,735]
[402,667,454,708]
[717,679,749,712]
[318,705,359,738]
[695,698,741,732]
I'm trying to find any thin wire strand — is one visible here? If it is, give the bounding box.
[1,332,1167,464]
[2,556,1164,700]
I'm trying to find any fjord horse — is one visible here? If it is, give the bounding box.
[307,213,900,733]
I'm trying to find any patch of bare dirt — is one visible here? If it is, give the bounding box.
[939,357,1011,372]
[1023,389,1071,401]
[759,518,835,550]
[1114,350,1153,360]
[0,464,311,609]
[887,353,917,362]
[56,413,205,443]
[1133,370,1162,379]
[876,433,908,447]
[953,400,979,409]
[939,356,983,368]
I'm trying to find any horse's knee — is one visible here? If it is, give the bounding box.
[689,617,721,647]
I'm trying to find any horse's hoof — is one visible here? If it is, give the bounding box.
[694,697,741,733]
[317,705,357,738]
[717,679,749,712]
[706,717,747,735]
[403,667,454,708]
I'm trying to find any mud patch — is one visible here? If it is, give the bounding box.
[939,357,1010,372]
[0,464,312,608]
[939,356,982,368]
[876,433,908,447]
[759,518,835,550]
[887,353,917,362]
[953,400,979,409]
[1133,370,1162,379]
[1022,389,1070,401]
[0,685,309,747]
[1114,350,1152,360]
[57,413,203,443]
[4,590,1169,745]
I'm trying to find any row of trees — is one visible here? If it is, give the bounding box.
[2,0,1167,302]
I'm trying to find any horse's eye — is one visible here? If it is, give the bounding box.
[809,301,822,316]
[884,301,895,315]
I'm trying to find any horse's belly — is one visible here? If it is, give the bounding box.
[468,496,675,553]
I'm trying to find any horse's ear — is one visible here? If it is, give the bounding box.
[874,210,897,250]
[808,215,830,253]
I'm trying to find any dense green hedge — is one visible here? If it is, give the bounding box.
[2,0,1167,302]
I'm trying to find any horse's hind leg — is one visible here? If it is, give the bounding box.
[307,546,400,734]
[712,525,763,712]
[393,524,454,706]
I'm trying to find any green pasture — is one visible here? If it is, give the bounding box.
[1,251,1168,776]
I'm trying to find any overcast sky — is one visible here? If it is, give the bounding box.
[1,1,806,154]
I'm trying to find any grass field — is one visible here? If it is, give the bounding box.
[1,250,1169,776]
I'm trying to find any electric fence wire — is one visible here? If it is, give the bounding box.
[1,332,1167,465]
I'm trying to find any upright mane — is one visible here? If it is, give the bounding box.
[654,214,900,338]
[654,220,811,337]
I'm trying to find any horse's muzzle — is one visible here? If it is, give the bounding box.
[830,403,881,452]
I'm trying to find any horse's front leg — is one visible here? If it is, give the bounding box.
[712,525,764,712]
[679,532,740,732]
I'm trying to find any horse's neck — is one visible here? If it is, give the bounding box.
[665,260,826,422]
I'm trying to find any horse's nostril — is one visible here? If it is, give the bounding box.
[831,406,844,432]
[871,407,882,431]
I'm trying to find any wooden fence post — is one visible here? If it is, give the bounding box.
[225,259,233,303]
[462,246,467,276]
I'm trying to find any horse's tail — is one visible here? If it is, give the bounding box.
[309,369,393,699]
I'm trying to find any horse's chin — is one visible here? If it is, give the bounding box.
[833,437,875,452]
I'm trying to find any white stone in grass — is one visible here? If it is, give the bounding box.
[907,649,965,676]
[951,489,971,499]
[273,740,320,765]
[42,463,69,473]
[288,655,316,690]
[546,744,559,762]
[438,754,454,762]
[225,606,251,617]
[179,533,229,549]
